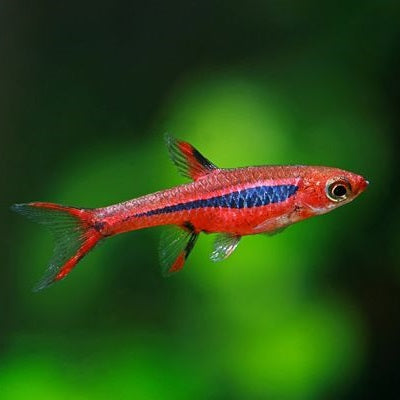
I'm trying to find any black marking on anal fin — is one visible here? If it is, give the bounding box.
[93,221,105,232]
[165,133,218,181]
[184,231,198,258]
[182,221,195,232]
[181,221,197,257]
[159,225,199,276]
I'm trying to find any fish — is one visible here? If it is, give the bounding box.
[11,134,369,291]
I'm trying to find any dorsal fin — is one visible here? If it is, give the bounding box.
[165,134,218,181]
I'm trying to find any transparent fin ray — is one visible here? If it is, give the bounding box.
[210,233,241,262]
[11,203,100,291]
[159,225,198,276]
[254,217,290,235]
[165,133,218,181]
[264,227,288,236]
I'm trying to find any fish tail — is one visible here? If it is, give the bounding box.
[11,202,103,291]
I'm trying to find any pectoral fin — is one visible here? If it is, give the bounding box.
[254,216,290,234]
[264,227,288,236]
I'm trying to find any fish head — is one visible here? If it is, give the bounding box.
[299,167,369,215]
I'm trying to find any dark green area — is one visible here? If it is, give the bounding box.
[2,1,400,398]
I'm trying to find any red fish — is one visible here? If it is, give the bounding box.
[12,135,368,291]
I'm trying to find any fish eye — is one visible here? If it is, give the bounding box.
[326,179,351,202]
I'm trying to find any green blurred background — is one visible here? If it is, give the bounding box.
[2,1,400,399]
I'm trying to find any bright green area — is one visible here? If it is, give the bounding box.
[3,1,398,399]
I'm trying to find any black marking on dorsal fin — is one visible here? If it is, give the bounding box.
[165,133,218,181]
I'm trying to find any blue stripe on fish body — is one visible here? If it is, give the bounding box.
[135,184,298,217]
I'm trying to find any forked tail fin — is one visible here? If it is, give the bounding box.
[11,202,102,291]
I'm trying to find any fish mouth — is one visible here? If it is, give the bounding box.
[356,177,369,195]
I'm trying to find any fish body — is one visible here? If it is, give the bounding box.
[97,165,363,236]
[12,135,368,290]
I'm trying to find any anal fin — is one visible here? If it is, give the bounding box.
[159,224,198,276]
